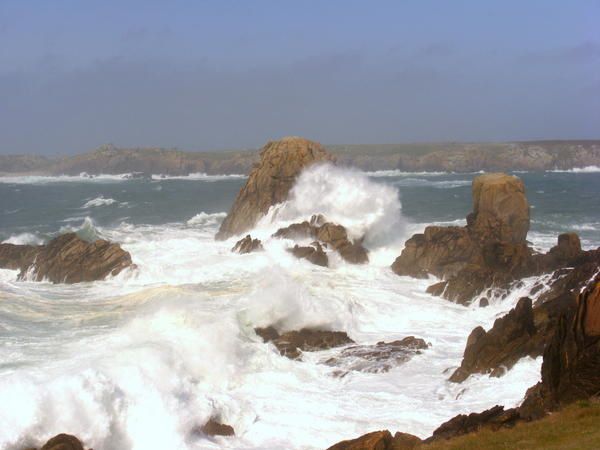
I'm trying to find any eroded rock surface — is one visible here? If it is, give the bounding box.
[289,242,328,267]
[327,430,422,450]
[231,235,263,254]
[216,137,334,239]
[0,233,133,283]
[255,327,354,359]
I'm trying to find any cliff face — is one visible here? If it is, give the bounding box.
[2,140,599,176]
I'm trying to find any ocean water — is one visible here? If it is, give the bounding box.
[0,167,599,450]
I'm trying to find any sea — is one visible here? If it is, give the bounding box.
[0,165,599,450]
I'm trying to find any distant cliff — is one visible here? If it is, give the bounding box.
[1,140,599,175]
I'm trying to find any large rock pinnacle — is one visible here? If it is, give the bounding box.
[216,137,335,240]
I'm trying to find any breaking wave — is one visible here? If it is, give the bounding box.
[82,196,117,208]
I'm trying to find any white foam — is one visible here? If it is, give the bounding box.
[151,173,247,181]
[365,170,448,177]
[82,196,117,208]
[0,173,133,184]
[548,166,600,173]
[2,233,44,245]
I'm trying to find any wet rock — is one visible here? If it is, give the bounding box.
[27,434,85,450]
[0,242,41,270]
[0,233,133,283]
[479,297,489,307]
[216,137,335,240]
[197,419,235,437]
[231,235,263,254]
[427,405,520,442]
[289,242,328,267]
[327,430,422,450]
[450,297,542,382]
[274,216,368,264]
[325,337,429,374]
[255,327,354,359]
[520,274,600,419]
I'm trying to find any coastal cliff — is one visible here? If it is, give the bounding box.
[2,140,599,176]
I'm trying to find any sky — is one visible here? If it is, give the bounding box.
[0,1,599,155]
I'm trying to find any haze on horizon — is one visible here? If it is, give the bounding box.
[0,0,598,156]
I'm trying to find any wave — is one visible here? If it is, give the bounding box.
[392,178,471,188]
[151,173,247,181]
[82,196,117,208]
[0,172,133,184]
[1,232,44,245]
[366,169,449,177]
[548,166,600,173]
[186,211,227,226]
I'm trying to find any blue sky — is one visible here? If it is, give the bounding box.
[0,1,598,154]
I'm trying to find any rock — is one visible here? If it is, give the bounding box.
[548,232,582,261]
[0,233,133,283]
[216,137,335,239]
[289,242,328,267]
[479,297,489,307]
[231,235,263,254]
[36,434,84,450]
[450,297,542,382]
[274,216,368,264]
[324,337,429,374]
[327,430,422,450]
[197,419,235,437]
[255,327,354,359]
[520,274,600,419]
[469,173,530,244]
[427,405,520,442]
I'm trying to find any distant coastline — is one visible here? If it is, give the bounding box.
[1,140,600,176]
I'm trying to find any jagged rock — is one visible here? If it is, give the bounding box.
[274,216,368,264]
[427,405,520,442]
[327,430,422,450]
[450,297,542,382]
[216,137,335,239]
[0,233,133,283]
[231,235,263,254]
[196,419,235,437]
[289,242,328,267]
[325,337,429,374]
[255,327,354,359]
[520,274,600,419]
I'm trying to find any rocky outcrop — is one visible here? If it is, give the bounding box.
[274,215,369,265]
[22,434,86,450]
[0,233,133,283]
[196,419,235,437]
[255,327,354,359]
[520,274,600,419]
[231,235,263,254]
[324,337,429,375]
[216,137,334,239]
[326,430,422,450]
[392,173,531,304]
[449,298,541,382]
[289,242,328,267]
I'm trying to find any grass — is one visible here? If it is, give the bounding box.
[421,401,600,450]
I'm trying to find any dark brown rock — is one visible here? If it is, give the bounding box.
[0,233,133,283]
[428,405,520,442]
[327,430,422,450]
[39,434,84,450]
[197,419,235,437]
[450,297,542,382]
[231,235,263,254]
[289,242,328,267]
[479,297,489,307]
[255,327,354,359]
[216,137,335,240]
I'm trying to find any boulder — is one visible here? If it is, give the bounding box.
[216,137,335,239]
[0,233,133,283]
[255,327,354,359]
[327,430,422,450]
[196,419,235,437]
[449,297,542,382]
[289,242,328,267]
[231,235,263,254]
[31,434,85,450]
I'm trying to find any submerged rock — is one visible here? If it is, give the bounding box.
[216,137,335,240]
[0,233,133,283]
[325,337,429,375]
[231,234,263,254]
[255,327,354,359]
[195,419,235,437]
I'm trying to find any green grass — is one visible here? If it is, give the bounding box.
[422,401,600,450]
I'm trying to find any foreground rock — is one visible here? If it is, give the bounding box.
[231,235,263,254]
[216,137,335,240]
[274,215,369,264]
[325,337,429,375]
[327,430,422,450]
[195,419,235,437]
[289,242,328,267]
[23,433,86,450]
[255,327,354,359]
[0,233,133,283]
